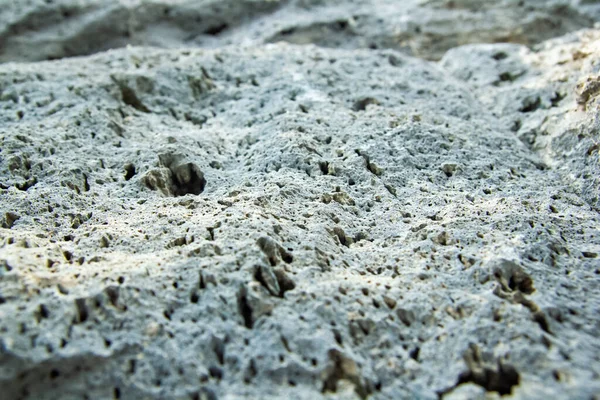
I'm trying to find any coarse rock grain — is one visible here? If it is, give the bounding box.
[1,2,600,400]
[441,28,600,210]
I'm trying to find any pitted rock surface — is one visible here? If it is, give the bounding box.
[1,2,599,400]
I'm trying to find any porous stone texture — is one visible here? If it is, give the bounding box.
[1,1,600,400]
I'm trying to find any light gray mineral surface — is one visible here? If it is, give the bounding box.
[1,1,600,400]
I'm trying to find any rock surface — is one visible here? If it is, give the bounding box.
[2,0,600,62]
[1,1,600,400]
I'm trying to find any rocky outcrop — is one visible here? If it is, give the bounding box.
[1,0,598,62]
[1,1,599,400]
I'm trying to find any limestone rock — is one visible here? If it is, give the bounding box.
[1,1,600,400]
[1,0,598,62]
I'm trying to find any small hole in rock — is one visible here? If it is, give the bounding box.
[492,52,508,60]
[204,23,228,36]
[124,164,136,181]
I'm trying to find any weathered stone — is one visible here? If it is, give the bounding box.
[0,2,599,400]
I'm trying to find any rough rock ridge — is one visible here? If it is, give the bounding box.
[0,1,599,400]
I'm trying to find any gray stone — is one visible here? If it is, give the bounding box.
[1,0,598,62]
[0,1,600,400]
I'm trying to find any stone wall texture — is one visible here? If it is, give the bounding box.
[1,1,599,399]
